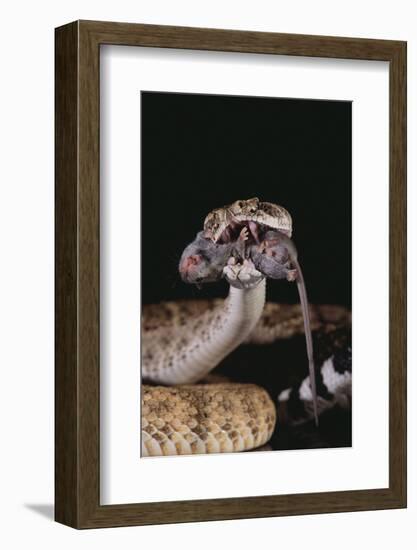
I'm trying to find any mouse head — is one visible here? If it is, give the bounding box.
[178,232,233,285]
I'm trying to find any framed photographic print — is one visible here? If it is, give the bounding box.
[55,20,406,528]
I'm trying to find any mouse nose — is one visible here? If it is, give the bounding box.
[179,254,202,273]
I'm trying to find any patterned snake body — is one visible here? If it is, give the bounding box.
[141,199,350,456]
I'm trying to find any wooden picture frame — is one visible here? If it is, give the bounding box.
[55,20,407,528]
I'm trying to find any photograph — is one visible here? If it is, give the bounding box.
[140,90,352,457]
[52,16,406,531]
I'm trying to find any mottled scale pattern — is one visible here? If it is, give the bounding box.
[247,302,351,344]
[141,300,350,456]
[142,299,231,382]
[142,300,350,348]
[141,383,276,456]
[203,197,293,241]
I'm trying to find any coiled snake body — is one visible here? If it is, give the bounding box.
[141,199,351,456]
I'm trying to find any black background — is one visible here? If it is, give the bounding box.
[141,91,352,448]
[141,91,352,308]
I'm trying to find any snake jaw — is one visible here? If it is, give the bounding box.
[203,198,293,243]
[223,257,264,289]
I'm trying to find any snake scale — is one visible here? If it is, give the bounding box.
[141,198,351,456]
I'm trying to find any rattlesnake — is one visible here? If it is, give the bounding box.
[141,198,351,456]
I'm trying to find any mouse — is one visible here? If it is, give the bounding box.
[250,230,319,425]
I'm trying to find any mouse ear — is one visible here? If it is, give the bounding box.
[292,257,319,427]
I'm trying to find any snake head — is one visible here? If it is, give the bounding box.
[199,198,295,288]
[180,200,295,289]
[203,197,293,243]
